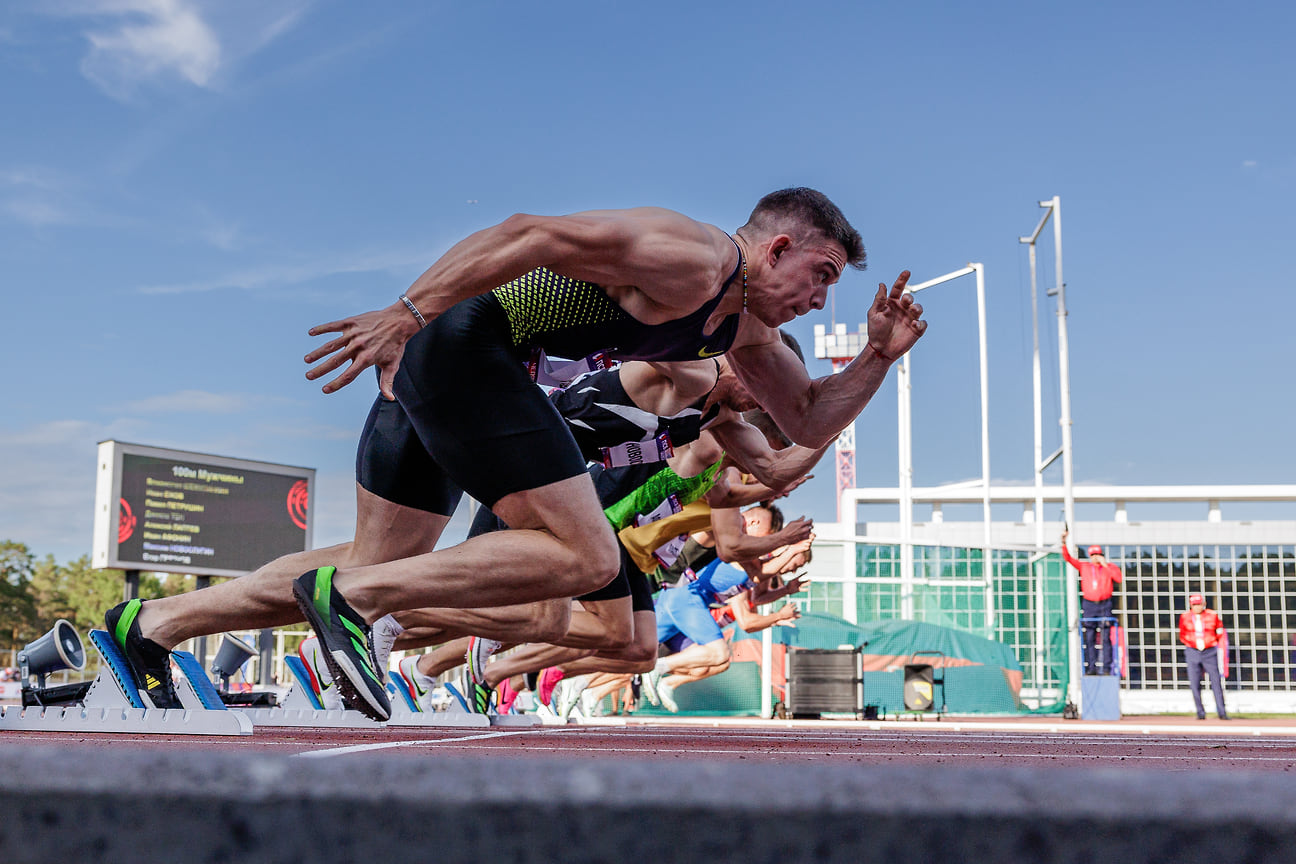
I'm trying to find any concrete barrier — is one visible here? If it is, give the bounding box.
[0,744,1292,863]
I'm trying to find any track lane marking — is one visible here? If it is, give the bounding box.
[394,742,1296,762]
[295,729,530,758]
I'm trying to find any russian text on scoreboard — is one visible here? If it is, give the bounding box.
[92,440,315,577]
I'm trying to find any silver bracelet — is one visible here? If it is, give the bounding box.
[399,294,428,328]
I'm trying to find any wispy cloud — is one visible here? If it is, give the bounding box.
[77,0,221,98]
[0,411,356,562]
[0,167,89,227]
[136,245,438,295]
[40,0,314,100]
[0,418,143,560]
[190,204,247,251]
[115,389,300,415]
[4,197,73,227]
[1242,160,1258,169]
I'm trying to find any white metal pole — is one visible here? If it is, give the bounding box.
[761,627,773,718]
[974,264,994,634]
[1029,242,1044,550]
[901,265,980,625]
[898,355,914,620]
[1023,222,1047,704]
[843,496,858,622]
[1019,208,1051,553]
[1044,196,1081,708]
[1052,196,1073,536]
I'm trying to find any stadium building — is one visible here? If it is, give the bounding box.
[806,485,1296,715]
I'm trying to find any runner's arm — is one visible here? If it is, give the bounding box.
[730,592,799,633]
[728,272,925,448]
[306,208,724,396]
[708,415,829,492]
[710,501,813,564]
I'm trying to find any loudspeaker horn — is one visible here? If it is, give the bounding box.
[18,619,85,686]
[210,634,258,689]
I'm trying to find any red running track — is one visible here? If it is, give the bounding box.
[3,715,1296,773]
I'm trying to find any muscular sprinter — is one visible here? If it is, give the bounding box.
[105,188,925,719]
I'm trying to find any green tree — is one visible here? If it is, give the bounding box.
[28,555,126,639]
[0,541,41,651]
[4,540,252,658]
[27,556,211,640]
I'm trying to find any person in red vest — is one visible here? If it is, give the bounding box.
[1061,530,1122,675]
[1178,594,1229,720]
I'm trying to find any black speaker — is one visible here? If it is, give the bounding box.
[785,648,862,719]
[903,664,935,711]
[18,620,85,686]
[18,620,90,707]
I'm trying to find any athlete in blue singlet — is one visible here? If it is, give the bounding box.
[647,540,811,712]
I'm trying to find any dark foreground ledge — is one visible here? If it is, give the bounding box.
[0,745,1292,863]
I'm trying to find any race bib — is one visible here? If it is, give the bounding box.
[601,432,674,469]
[634,493,682,527]
[632,493,686,568]
[653,535,688,568]
[527,349,615,389]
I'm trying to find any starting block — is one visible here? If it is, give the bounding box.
[230,653,383,728]
[0,704,251,735]
[230,653,483,728]
[171,650,229,711]
[0,631,251,736]
[281,655,323,710]
[385,671,489,728]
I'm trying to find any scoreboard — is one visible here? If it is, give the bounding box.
[92,441,315,577]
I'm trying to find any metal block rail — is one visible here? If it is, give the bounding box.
[0,630,252,736]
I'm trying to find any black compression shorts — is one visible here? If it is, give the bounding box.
[570,540,653,610]
[574,543,635,604]
[626,566,654,612]
[467,504,637,604]
[356,294,590,515]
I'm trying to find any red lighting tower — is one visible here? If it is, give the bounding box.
[813,322,869,522]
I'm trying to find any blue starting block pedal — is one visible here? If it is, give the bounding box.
[281,655,324,710]
[0,630,251,736]
[171,650,229,711]
[388,670,418,713]
[85,629,146,709]
[232,652,385,728]
[382,673,488,727]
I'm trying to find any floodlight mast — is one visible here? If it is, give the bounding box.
[812,321,869,522]
[813,319,869,629]
[900,265,992,629]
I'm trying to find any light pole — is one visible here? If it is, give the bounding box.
[812,322,869,523]
[813,321,869,627]
[899,264,992,630]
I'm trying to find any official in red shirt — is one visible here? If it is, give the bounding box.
[1178,594,1229,720]
[1062,530,1122,675]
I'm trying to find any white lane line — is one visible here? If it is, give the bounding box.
[295,729,530,758]
[406,743,1296,763]
[583,730,1296,750]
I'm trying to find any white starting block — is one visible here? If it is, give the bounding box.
[428,677,545,727]
[385,671,489,728]
[228,653,383,728]
[230,655,486,728]
[488,712,543,727]
[0,630,252,736]
[235,705,386,728]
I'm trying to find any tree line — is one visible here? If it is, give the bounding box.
[0,540,199,658]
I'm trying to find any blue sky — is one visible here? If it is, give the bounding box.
[2,0,1293,565]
